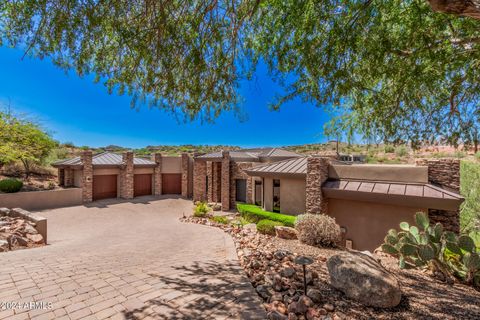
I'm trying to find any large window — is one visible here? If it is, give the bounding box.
[273,179,280,213]
[235,179,247,202]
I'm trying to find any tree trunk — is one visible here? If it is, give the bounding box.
[21,159,31,180]
[428,0,480,20]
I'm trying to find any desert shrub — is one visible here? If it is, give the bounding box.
[384,145,395,153]
[257,219,283,235]
[211,216,228,224]
[0,178,23,193]
[236,203,296,227]
[193,202,210,217]
[382,212,480,288]
[395,145,408,157]
[295,214,341,247]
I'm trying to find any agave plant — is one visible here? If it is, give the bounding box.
[382,212,480,287]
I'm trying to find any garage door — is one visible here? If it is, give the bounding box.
[134,174,152,197]
[162,174,182,194]
[93,175,117,201]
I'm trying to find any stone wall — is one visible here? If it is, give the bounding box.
[81,151,93,203]
[152,153,162,196]
[221,151,230,210]
[120,152,134,199]
[415,158,461,232]
[58,168,65,186]
[207,161,214,203]
[64,168,74,187]
[230,161,253,208]
[213,162,221,203]
[306,157,330,214]
[181,153,189,198]
[193,160,207,202]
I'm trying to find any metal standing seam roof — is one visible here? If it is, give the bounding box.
[245,157,308,176]
[196,148,302,162]
[52,152,156,167]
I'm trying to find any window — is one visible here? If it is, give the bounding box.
[273,179,280,213]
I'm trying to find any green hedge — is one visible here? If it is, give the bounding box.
[236,203,296,227]
[257,219,283,235]
[0,178,23,193]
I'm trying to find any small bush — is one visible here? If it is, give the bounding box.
[295,214,341,247]
[193,202,210,217]
[384,145,395,153]
[211,216,228,224]
[0,178,23,193]
[395,145,408,157]
[236,203,296,227]
[257,219,283,235]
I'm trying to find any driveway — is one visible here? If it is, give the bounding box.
[0,196,266,320]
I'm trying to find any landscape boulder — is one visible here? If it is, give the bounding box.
[327,251,402,308]
[275,226,298,240]
[0,240,8,252]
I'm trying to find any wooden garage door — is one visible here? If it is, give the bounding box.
[162,174,182,194]
[93,175,117,201]
[134,174,152,197]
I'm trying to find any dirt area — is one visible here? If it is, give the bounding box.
[182,216,480,320]
[0,173,59,192]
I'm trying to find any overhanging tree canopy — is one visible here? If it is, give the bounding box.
[1,1,479,147]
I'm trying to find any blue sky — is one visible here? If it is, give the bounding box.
[0,46,330,148]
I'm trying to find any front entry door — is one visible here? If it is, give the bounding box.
[235,179,247,202]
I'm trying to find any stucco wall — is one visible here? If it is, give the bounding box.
[74,169,83,187]
[133,167,154,174]
[162,157,182,173]
[0,188,83,211]
[328,198,424,251]
[279,178,306,215]
[93,168,120,175]
[329,164,428,183]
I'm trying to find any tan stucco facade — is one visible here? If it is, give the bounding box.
[279,178,306,215]
[162,157,183,173]
[328,198,423,251]
[329,164,428,183]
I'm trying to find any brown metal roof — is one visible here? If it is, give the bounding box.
[323,179,464,211]
[245,157,308,177]
[52,152,155,167]
[196,148,302,162]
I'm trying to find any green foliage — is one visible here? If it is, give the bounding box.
[382,212,480,287]
[460,161,480,232]
[0,178,23,193]
[193,202,211,218]
[395,145,408,157]
[0,110,57,176]
[2,1,480,144]
[236,203,296,227]
[211,216,229,224]
[475,152,480,161]
[384,145,395,153]
[256,219,283,235]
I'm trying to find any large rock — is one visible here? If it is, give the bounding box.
[0,240,9,252]
[275,226,298,240]
[27,234,44,244]
[327,251,401,308]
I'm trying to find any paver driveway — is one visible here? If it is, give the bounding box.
[0,196,266,320]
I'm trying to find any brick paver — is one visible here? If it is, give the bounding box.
[1,196,266,319]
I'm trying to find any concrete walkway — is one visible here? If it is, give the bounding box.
[0,196,266,320]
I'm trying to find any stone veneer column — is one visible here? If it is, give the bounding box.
[212,162,221,203]
[415,158,460,232]
[81,150,93,203]
[206,161,214,203]
[64,168,74,187]
[221,151,231,211]
[193,159,207,202]
[120,152,134,199]
[305,156,330,214]
[152,153,162,196]
[181,153,190,198]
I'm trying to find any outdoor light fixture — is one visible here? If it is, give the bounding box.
[294,256,314,295]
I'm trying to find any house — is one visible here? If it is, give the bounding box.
[243,157,464,250]
[192,148,303,210]
[53,151,193,202]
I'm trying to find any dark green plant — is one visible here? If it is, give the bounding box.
[382,212,480,287]
[0,178,23,193]
[236,203,296,227]
[256,219,283,235]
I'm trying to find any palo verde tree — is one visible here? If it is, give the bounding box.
[0,110,57,178]
[1,1,480,146]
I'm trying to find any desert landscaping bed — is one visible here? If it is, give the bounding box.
[182,215,480,320]
[0,208,46,252]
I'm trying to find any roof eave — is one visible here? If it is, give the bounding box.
[244,170,306,179]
